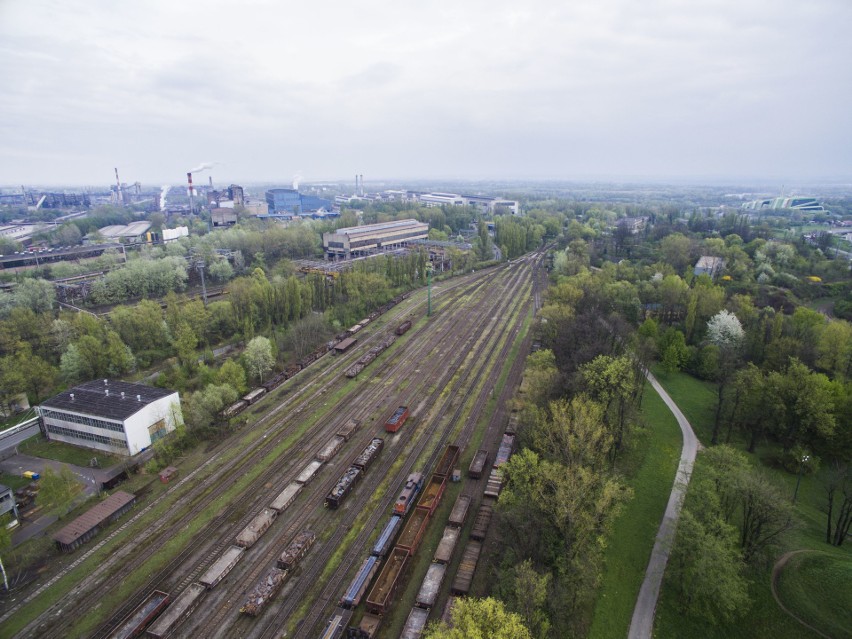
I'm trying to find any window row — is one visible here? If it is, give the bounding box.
[41,409,124,433]
[46,424,126,449]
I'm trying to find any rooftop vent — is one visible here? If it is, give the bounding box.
[121,392,125,399]
[70,393,74,400]
[105,389,109,396]
[137,395,141,402]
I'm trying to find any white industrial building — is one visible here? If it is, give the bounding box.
[38,380,182,457]
[322,219,429,259]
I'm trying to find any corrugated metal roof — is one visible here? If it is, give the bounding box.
[52,491,136,545]
[40,380,176,422]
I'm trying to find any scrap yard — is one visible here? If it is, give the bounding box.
[8,252,545,639]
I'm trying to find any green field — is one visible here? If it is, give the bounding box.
[776,552,852,639]
[650,368,852,639]
[588,380,682,639]
[16,436,123,469]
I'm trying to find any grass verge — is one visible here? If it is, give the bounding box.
[587,380,682,639]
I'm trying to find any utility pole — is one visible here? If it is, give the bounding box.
[427,264,433,317]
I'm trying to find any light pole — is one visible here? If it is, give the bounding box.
[793,454,810,503]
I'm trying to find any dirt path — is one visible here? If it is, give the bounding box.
[770,550,833,639]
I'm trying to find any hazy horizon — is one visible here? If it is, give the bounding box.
[2,0,850,187]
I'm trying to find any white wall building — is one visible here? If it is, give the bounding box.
[322,219,429,259]
[38,380,182,457]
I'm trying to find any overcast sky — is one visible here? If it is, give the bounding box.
[1,0,850,187]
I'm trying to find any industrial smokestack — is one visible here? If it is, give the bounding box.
[209,176,213,189]
[187,172,195,213]
[114,167,122,205]
[355,174,358,196]
[360,174,364,197]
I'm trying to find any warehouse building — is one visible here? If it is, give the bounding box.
[322,219,429,259]
[52,490,136,552]
[38,380,182,457]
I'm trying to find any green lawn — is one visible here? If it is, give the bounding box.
[16,436,122,469]
[776,552,852,639]
[588,381,682,639]
[0,472,32,491]
[651,368,852,639]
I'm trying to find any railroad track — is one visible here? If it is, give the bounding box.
[189,261,536,638]
[15,271,495,639]
[287,260,537,638]
[11,259,536,639]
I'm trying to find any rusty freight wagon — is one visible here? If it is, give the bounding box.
[470,503,493,541]
[277,530,316,570]
[395,320,412,336]
[325,467,362,509]
[400,607,430,639]
[416,475,447,515]
[269,481,302,513]
[396,505,431,556]
[433,445,460,478]
[447,494,471,527]
[352,438,384,471]
[295,459,323,485]
[416,562,447,610]
[333,337,358,354]
[385,406,410,433]
[242,387,266,405]
[340,555,380,608]
[365,547,409,614]
[108,589,169,639]
[394,472,424,516]
[336,418,361,441]
[345,363,366,378]
[433,526,461,564]
[198,545,244,589]
[145,583,205,639]
[235,508,277,548]
[316,435,346,462]
[222,400,248,419]
[468,449,489,479]
[353,612,382,638]
[451,540,482,595]
[240,568,289,616]
[484,468,504,499]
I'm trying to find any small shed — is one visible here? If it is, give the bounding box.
[159,466,179,483]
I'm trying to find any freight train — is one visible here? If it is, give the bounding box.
[223,292,411,419]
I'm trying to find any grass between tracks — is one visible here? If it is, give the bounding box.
[4,377,347,638]
[587,381,682,639]
[382,297,533,639]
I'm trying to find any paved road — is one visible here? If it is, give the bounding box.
[627,369,700,639]
[0,454,103,546]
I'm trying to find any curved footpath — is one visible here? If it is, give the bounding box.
[627,370,700,639]
[770,550,833,639]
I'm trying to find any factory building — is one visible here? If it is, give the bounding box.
[38,380,182,457]
[265,188,333,216]
[322,219,429,259]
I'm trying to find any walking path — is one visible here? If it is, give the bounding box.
[770,550,833,639]
[627,370,700,639]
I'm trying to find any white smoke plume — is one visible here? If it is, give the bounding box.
[189,161,216,173]
[292,171,304,190]
[160,185,170,211]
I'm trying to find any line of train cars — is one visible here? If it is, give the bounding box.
[345,319,412,378]
[223,292,411,419]
[321,420,519,639]
[320,444,460,639]
[109,419,367,638]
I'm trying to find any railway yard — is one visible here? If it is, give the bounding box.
[3,251,546,639]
